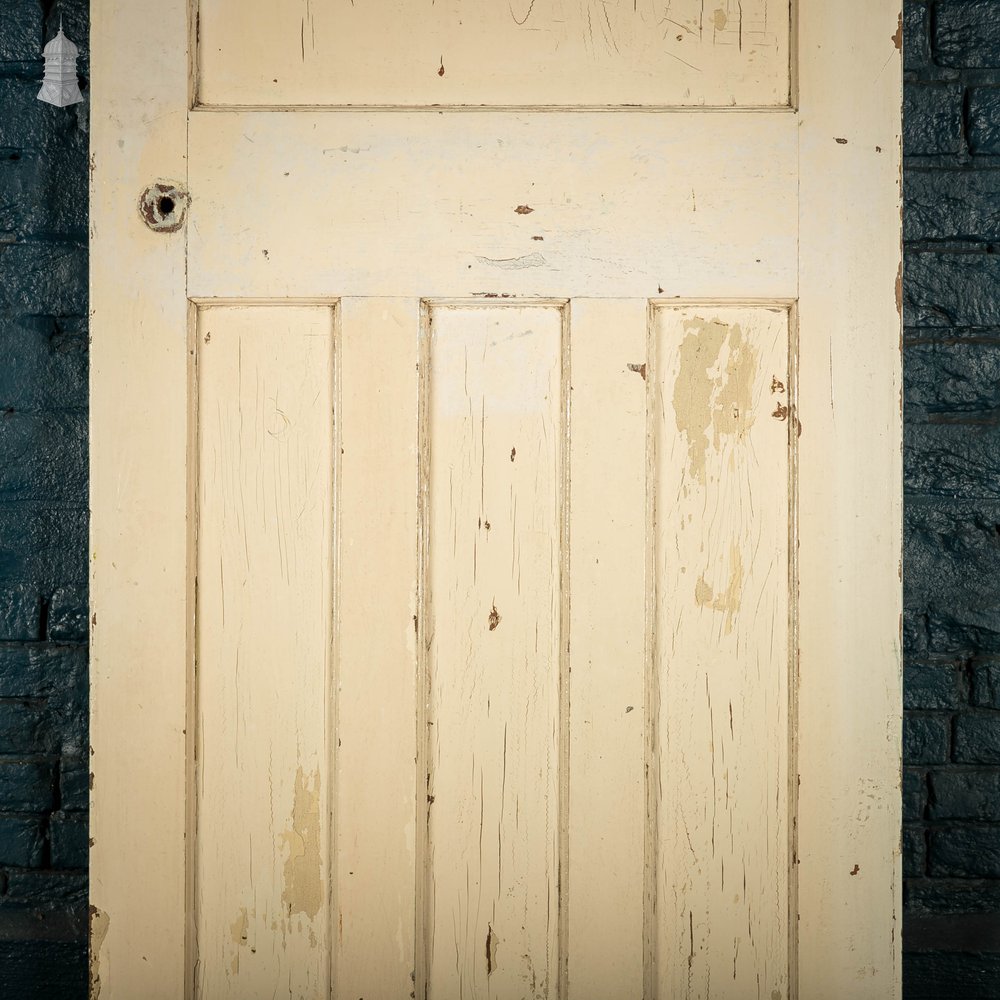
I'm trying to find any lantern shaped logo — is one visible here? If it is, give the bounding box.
[37,22,83,108]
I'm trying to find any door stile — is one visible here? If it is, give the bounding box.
[90,0,191,994]
[796,3,902,997]
[185,299,199,1000]
[786,301,801,1000]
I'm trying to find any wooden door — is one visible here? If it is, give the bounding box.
[89,2,902,998]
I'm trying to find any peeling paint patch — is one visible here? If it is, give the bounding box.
[474,252,546,270]
[892,12,903,51]
[694,542,744,632]
[485,923,498,975]
[229,907,249,975]
[89,905,110,999]
[280,767,323,919]
[672,317,759,484]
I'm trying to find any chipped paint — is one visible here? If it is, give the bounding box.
[137,181,188,233]
[229,907,249,975]
[89,905,110,999]
[474,252,546,270]
[694,542,744,632]
[672,317,759,484]
[280,767,323,919]
[891,12,903,51]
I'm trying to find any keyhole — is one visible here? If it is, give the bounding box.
[139,182,187,233]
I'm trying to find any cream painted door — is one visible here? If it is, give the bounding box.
[89,2,902,999]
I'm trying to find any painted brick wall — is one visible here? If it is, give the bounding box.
[904,0,1000,995]
[0,1,89,995]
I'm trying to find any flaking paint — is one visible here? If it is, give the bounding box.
[280,767,323,920]
[672,318,759,484]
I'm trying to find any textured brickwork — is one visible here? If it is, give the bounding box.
[0,1,88,993]
[905,0,1000,994]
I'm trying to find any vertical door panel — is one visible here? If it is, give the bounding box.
[195,306,336,999]
[652,305,791,999]
[566,300,648,998]
[335,298,420,998]
[421,304,564,999]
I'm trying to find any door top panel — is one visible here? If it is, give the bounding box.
[196,0,791,108]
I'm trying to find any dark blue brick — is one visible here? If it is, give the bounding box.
[905,423,1000,498]
[0,940,86,999]
[918,607,1000,656]
[904,500,1000,613]
[0,1,44,65]
[0,645,86,700]
[0,315,88,413]
[904,768,928,820]
[0,759,54,812]
[0,701,49,754]
[903,85,964,156]
[906,877,1000,913]
[0,586,41,641]
[49,810,86,870]
[933,0,1000,68]
[929,824,1000,876]
[905,339,1000,416]
[905,169,1000,241]
[904,661,966,709]
[904,0,933,74]
[47,586,87,643]
[0,412,87,504]
[904,824,928,877]
[2,869,87,907]
[905,952,1000,999]
[0,79,88,153]
[968,87,1000,155]
[0,814,44,867]
[0,147,88,238]
[930,768,1000,818]
[971,660,1000,707]
[0,505,88,589]
[905,252,1000,327]
[954,712,1000,762]
[904,713,952,764]
[58,756,88,812]
[0,243,87,317]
